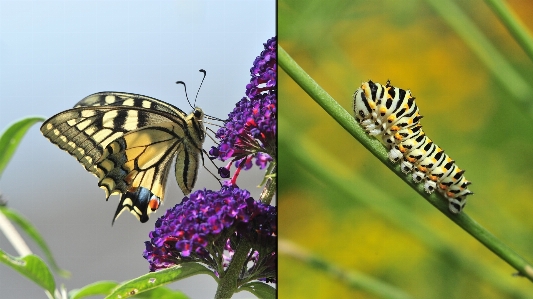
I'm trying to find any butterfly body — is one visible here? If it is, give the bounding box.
[41,92,205,223]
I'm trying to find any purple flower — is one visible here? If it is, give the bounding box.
[211,37,277,184]
[246,37,277,100]
[143,186,277,283]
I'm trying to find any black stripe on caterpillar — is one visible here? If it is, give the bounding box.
[353,80,473,213]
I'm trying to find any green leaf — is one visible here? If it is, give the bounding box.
[105,263,215,299]
[0,116,45,179]
[69,281,119,299]
[69,281,188,299]
[0,206,69,277]
[0,248,55,295]
[131,287,188,299]
[239,281,276,299]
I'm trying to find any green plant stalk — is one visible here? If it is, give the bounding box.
[279,119,532,298]
[0,209,32,256]
[279,45,533,282]
[259,176,276,205]
[0,206,69,277]
[424,0,533,115]
[279,240,414,299]
[215,239,252,299]
[484,0,533,64]
[259,163,277,205]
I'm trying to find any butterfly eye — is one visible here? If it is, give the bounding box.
[194,109,203,118]
[352,80,472,214]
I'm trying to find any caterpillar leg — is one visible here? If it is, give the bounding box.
[400,160,413,174]
[412,170,425,183]
[368,128,383,136]
[423,179,437,194]
[360,120,384,137]
[361,119,373,127]
[448,197,467,214]
[388,147,403,163]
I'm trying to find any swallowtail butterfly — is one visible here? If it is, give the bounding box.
[353,80,473,213]
[41,86,205,223]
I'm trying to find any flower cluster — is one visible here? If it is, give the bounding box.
[246,37,277,99]
[144,36,278,296]
[210,37,277,179]
[143,186,276,282]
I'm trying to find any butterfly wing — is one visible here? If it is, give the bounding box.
[99,111,205,223]
[40,105,178,173]
[41,92,205,223]
[97,122,185,223]
[75,92,187,116]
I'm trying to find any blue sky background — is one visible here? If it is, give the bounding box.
[0,1,275,298]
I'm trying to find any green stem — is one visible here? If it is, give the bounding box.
[0,208,32,256]
[215,239,252,299]
[279,44,533,282]
[484,0,533,64]
[279,120,532,297]
[280,240,414,299]
[424,0,533,116]
[259,164,276,204]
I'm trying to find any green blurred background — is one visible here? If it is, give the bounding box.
[279,1,533,298]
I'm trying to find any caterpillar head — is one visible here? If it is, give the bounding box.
[353,80,383,123]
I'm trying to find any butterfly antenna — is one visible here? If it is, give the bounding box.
[175,80,191,109]
[193,69,207,108]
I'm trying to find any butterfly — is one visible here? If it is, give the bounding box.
[41,84,206,224]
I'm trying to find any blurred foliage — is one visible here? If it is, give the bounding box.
[279,0,533,298]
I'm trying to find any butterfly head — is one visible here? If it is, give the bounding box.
[193,107,204,120]
[190,107,205,131]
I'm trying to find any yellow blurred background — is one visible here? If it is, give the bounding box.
[279,1,533,298]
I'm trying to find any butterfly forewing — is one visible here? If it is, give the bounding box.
[41,106,178,173]
[75,92,187,117]
[41,92,205,223]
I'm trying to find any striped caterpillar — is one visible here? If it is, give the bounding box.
[352,80,472,213]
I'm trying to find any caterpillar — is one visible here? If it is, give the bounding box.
[352,80,473,213]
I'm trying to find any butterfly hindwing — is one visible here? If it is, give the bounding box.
[114,187,160,224]
[41,92,205,223]
[99,126,174,223]
[97,122,181,202]
[97,119,204,223]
